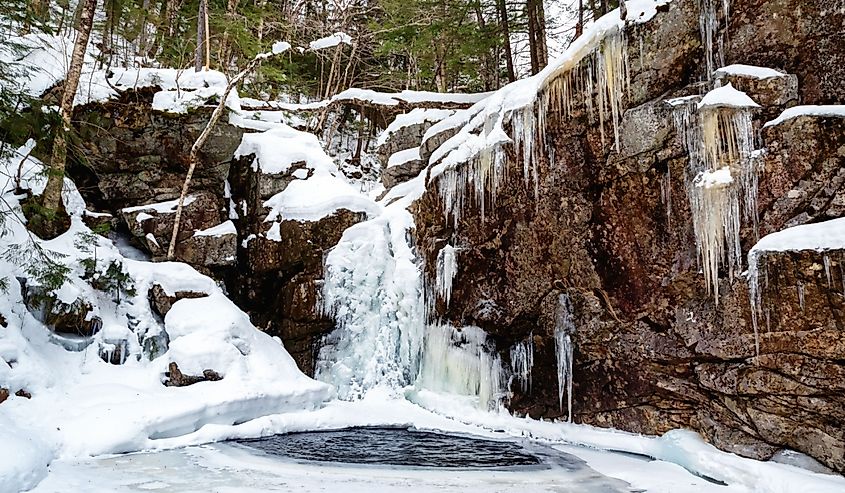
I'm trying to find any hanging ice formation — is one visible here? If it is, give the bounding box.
[315,211,426,400]
[696,0,731,80]
[554,294,576,422]
[415,324,506,410]
[435,244,459,308]
[509,336,534,394]
[669,84,759,305]
[433,23,629,229]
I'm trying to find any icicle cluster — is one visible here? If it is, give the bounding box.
[509,336,534,394]
[435,27,629,229]
[416,324,506,410]
[696,0,731,80]
[670,89,759,305]
[554,294,576,422]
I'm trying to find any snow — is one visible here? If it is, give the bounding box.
[309,32,352,50]
[763,105,845,127]
[697,83,761,110]
[387,147,421,168]
[271,41,292,55]
[193,220,237,238]
[122,196,196,214]
[750,217,845,255]
[377,108,455,147]
[696,166,734,188]
[263,174,381,222]
[715,64,787,79]
[235,124,336,175]
[250,88,491,112]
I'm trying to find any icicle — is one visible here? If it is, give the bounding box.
[673,89,758,306]
[696,0,731,80]
[554,294,576,422]
[435,25,630,229]
[509,336,534,394]
[797,282,805,311]
[436,244,459,308]
[416,324,505,410]
[824,255,832,288]
[691,167,742,303]
[661,168,673,227]
[747,248,762,356]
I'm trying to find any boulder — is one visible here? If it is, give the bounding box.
[148,283,209,318]
[164,362,222,387]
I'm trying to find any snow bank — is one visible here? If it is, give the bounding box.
[387,147,421,167]
[698,83,761,109]
[0,415,53,493]
[714,64,788,80]
[264,174,381,222]
[235,124,336,174]
[193,220,237,237]
[763,105,845,127]
[750,218,845,255]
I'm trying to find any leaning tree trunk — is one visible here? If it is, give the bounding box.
[41,0,97,214]
[167,48,287,259]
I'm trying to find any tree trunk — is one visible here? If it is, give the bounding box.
[41,0,97,214]
[576,0,584,37]
[218,0,240,72]
[619,0,627,20]
[195,0,208,72]
[497,0,516,82]
[526,0,548,74]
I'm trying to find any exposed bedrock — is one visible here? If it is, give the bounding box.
[414,0,845,472]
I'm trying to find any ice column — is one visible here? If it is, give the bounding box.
[509,336,534,394]
[554,294,576,422]
[416,324,505,410]
[436,244,459,308]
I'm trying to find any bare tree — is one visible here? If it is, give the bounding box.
[40,0,97,217]
[167,44,290,260]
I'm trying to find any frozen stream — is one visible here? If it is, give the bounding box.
[24,397,748,493]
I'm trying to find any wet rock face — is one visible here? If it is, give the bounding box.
[415,0,845,472]
[727,0,845,105]
[227,154,367,374]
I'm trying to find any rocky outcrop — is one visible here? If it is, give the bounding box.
[378,109,453,189]
[414,0,845,472]
[227,153,367,374]
[68,88,242,274]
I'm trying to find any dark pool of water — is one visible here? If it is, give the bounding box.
[235,427,542,468]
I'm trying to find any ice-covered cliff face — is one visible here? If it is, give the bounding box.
[411,0,845,474]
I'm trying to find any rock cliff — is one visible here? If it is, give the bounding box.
[414,0,845,472]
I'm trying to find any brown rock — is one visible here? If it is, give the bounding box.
[164,362,222,387]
